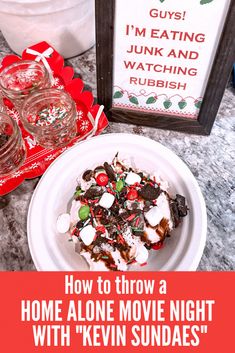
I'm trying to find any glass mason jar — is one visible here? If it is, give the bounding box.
[21,88,77,149]
[0,112,26,176]
[0,60,50,110]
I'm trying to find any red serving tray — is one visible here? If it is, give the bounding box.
[0,42,108,196]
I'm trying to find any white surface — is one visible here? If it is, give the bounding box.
[27,133,207,271]
[113,0,230,117]
[0,0,95,58]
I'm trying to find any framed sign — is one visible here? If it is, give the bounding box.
[96,0,235,135]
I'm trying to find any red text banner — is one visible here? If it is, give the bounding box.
[0,272,234,353]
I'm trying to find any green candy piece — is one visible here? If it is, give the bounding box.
[79,205,90,220]
[74,189,82,197]
[116,180,124,192]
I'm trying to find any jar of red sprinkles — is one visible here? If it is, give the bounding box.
[21,88,77,149]
[0,112,26,176]
[0,60,50,109]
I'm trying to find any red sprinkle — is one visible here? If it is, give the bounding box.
[96,173,109,186]
[107,188,115,195]
[140,262,147,267]
[96,225,106,233]
[135,217,140,227]
[90,207,94,218]
[126,214,136,221]
[118,234,125,244]
[91,198,99,203]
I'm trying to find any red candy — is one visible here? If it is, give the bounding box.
[127,189,138,200]
[152,242,163,250]
[96,173,109,186]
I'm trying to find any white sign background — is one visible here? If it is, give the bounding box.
[113,0,231,119]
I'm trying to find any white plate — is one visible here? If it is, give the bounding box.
[27,133,207,271]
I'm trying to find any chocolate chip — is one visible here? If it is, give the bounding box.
[82,169,93,181]
[138,184,161,200]
[103,162,116,181]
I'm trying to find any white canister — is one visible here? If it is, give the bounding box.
[0,0,95,58]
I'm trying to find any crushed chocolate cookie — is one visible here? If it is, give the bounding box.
[103,162,116,181]
[138,183,161,200]
[84,186,103,199]
[82,169,93,181]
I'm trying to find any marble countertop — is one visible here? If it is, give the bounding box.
[0,33,234,271]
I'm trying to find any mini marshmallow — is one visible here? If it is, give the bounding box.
[99,192,115,209]
[125,172,141,185]
[135,244,149,264]
[80,225,96,246]
[145,206,164,227]
[145,226,161,244]
[56,213,70,233]
[70,200,81,225]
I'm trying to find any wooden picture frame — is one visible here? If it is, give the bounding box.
[95,0,235,135]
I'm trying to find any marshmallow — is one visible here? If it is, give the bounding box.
[125,172,141,185]
[145,206,163,227]
[80,225,96,246]
[99,192,115,209]
[135,245,149,264]
[145,226,161,244]
[70,200,81,225]
[56,213,70,233]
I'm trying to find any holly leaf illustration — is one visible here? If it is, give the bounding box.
[178,101,187,110]
[200,0,214,4]
[129,96,139,105]
[113,91,123,99]
[195,100,202,109]
[159,0,165,2]
[146,96,157,105]
[163,100,172,109]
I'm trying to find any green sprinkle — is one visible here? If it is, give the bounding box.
[104,224,111,228]
[131,228,143,232]
[102,256,109,259]
[79,205,90,220]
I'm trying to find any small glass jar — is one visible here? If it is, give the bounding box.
[0,94,6,113]
[0,112,26,176]
[0,60,50,110]
[21,88,77,149]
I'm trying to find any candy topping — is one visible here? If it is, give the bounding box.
[80,225,96,246]
[56,213,70,234]
[79,205,90,221]
[96,173,109,186]
[127,189,138,201]
[125,172,141,185]
[99,192,115,209]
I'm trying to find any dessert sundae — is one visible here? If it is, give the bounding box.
[56,154,188,271]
